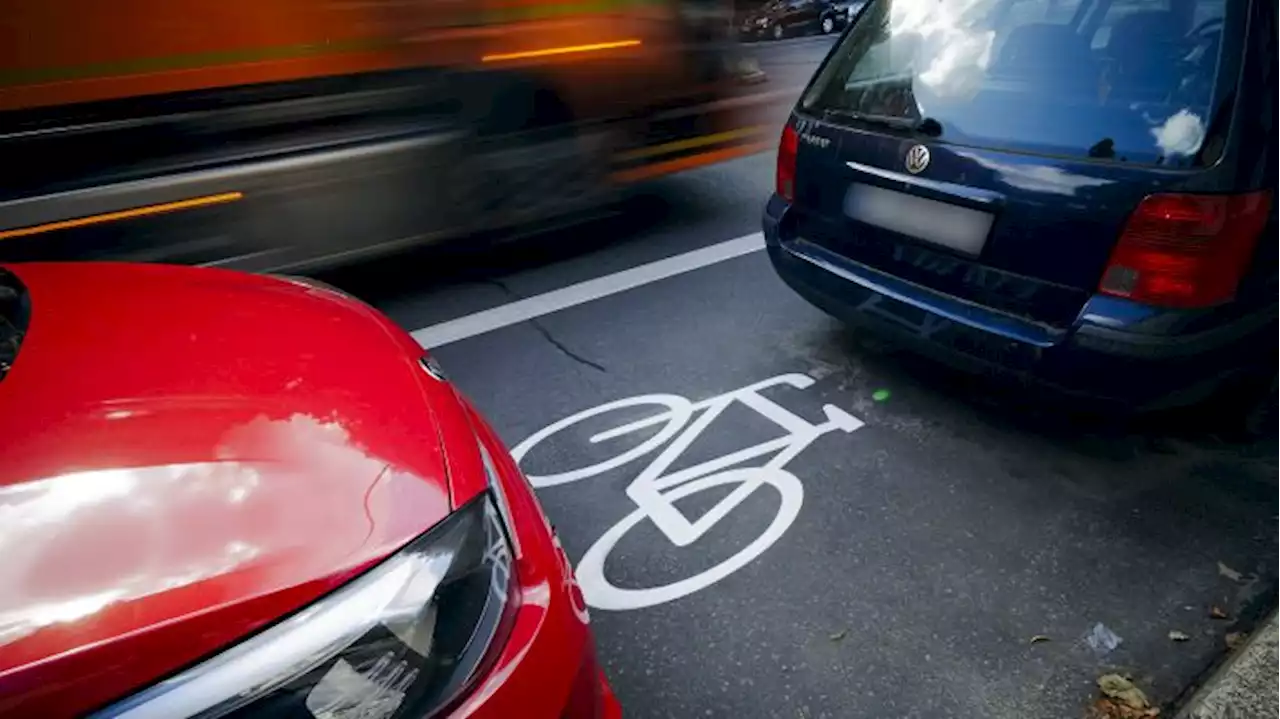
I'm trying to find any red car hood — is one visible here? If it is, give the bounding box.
[0,263,454,717]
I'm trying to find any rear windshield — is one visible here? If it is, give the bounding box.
[800,0,1240,166]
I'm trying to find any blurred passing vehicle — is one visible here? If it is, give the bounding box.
[0,0,768,271]
[765,0,1277,414]
[0,262,618,719]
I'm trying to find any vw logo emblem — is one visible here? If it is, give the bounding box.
[904,144,930,174]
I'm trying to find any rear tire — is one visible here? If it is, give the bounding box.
[1241,376,1278,440]
[821,16,834,33]
[1196,370,1279,443]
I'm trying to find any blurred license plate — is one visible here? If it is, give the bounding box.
[843,183,993,256]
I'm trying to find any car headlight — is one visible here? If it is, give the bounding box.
[476,440,522,559]
[756,17,769,26]
[95,494,514,719]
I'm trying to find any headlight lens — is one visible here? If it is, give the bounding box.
[476,440,522,559]
[96,495,514,719]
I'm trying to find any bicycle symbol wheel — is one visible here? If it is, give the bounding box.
[510,394,694,488]
[574,467,803,610]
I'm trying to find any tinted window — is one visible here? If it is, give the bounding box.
[0,268,29,383]
[800,0,1238,165]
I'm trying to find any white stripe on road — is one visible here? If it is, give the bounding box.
[411,232,765,348]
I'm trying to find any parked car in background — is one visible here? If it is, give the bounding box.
[765,0,1277,422]
[739,0,841,39]
[0,262,620,718]
[827,0,867,30]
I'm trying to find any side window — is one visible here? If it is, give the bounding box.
[1089,0,1223,48]
[1191,0,1226,29]
[1090,0,1173,48]
[1088,0,1223,105]
[987,0,1089,71]
[1003,0,1084,26]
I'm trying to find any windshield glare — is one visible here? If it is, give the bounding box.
[801,0,1233,166]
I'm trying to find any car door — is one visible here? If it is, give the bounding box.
[785,0,814,30]
[788,0,819,29]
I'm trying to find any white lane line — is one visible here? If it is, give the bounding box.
[412,232,765,348]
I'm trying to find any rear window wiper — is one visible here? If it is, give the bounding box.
[819,108,943,137]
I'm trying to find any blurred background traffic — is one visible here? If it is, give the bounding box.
[0,0,835,270]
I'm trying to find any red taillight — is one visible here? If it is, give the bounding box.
[776,124,798,202]
[1099,191,1271,308]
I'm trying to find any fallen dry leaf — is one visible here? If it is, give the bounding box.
[1209,606,1230,620]
[1086,698,1161,719]
[1216,561,1244,583]
[1225,632,1246,650]
[1098,674,1150,710]
[1168,630,1190,642]
[828,629,847,642]
[1030,635,1051,644]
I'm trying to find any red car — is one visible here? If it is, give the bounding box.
[0,262,620,719]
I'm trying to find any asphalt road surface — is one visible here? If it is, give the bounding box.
[322,37,1279,719]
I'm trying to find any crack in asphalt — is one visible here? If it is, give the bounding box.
[485,278,608,373]
[527,318,608,373]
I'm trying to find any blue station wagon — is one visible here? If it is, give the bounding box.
[764,0,1277,414]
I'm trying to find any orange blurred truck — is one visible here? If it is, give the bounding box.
[0,0,770,269]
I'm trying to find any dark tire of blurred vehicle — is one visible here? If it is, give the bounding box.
[454,73,613,234]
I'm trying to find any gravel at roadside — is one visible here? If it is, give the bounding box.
[1177,610,1278,719]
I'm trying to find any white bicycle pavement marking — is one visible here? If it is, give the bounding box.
[411,233,764,349]
[511,373,865,610]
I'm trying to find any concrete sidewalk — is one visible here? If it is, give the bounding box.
[1176,611,1278,719]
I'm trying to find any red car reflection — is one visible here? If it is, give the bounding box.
[0,262,619,719]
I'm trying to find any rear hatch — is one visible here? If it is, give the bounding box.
[789,0,1243,328]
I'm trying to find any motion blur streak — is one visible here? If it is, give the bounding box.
[0,193,244,242]
[0,0,772,270]
[480,39,642,63]
[612,142,771,183]
[616,126,765,162]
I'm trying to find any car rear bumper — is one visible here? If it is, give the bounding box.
[764,197,1277,410]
